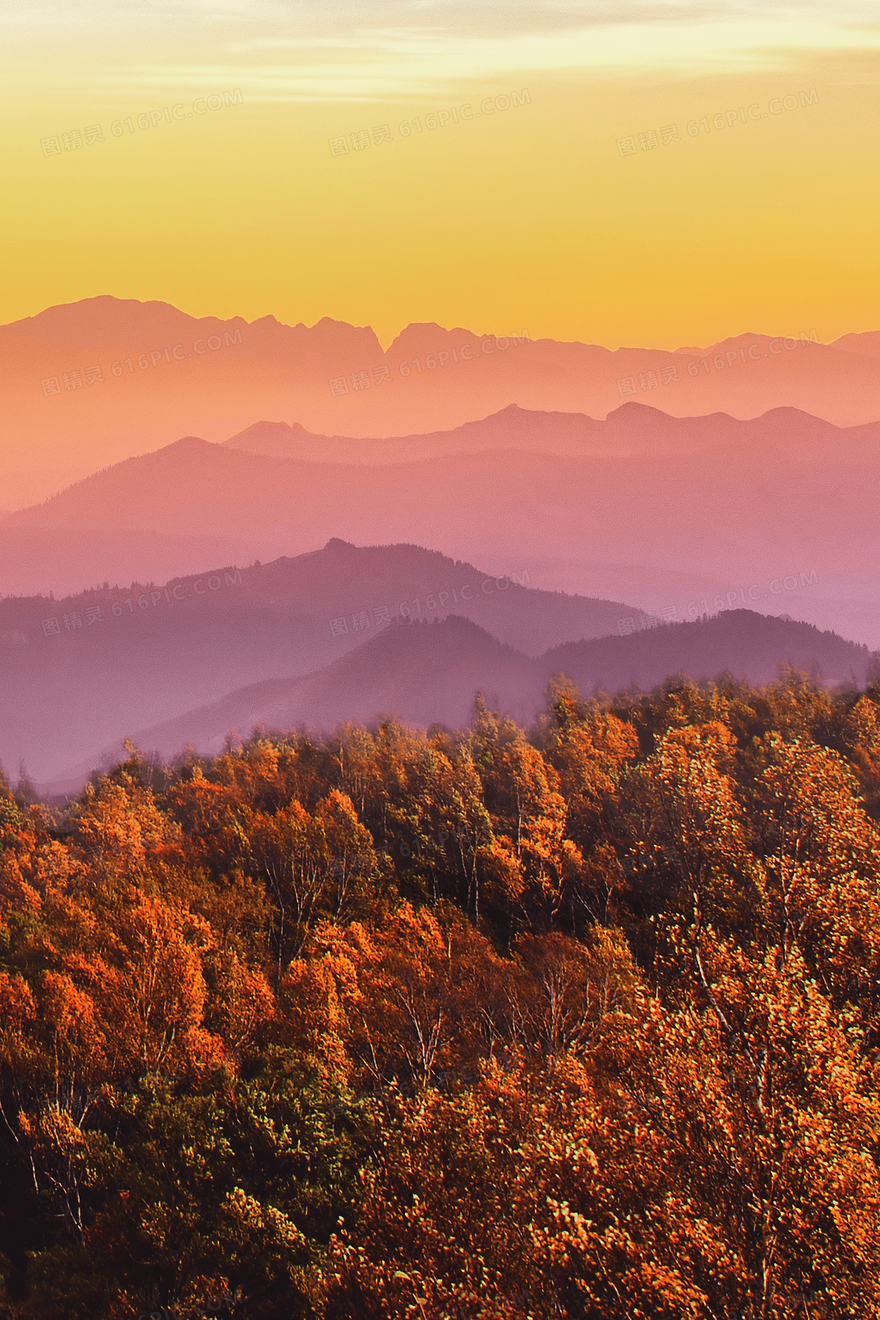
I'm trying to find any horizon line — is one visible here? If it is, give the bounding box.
[7,292,878,356]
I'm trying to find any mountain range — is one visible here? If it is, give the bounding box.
[4,297,880,795]
[0,536,869,793]
[0,541,636,788]
[4,295,880,508]
[3,403,880,645]
[46,607,872,798]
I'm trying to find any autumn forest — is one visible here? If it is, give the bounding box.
[1,672,879,1318]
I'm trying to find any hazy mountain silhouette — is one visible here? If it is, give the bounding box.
[224,402,880,466]
[0,541,636,786]
[543,609,870,695]
[77,616,540,778]
[45,609,871,796]
[831,331,880,360]
[4,406,880,645]
[4,295,880,507]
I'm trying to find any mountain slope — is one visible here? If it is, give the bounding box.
[0,541,636,785]
[223,402,880,467]
[98,615,539,772]
[5,407,880,646]
[543,609,871,695]
[43,609,873,796]
[4,295,880,508]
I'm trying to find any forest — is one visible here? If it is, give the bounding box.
[1,670,880,1318]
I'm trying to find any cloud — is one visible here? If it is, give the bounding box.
[3,0,880,100]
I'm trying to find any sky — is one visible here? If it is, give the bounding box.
[2,0,879,347]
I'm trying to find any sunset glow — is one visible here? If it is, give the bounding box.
[3,2,878,347]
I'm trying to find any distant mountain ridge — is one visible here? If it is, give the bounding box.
[11,401,880,544]
[0,540,638,786]
[46,608,873,796]
[4,403,880,646]
[3,294,880,508]
[222,402,880,465]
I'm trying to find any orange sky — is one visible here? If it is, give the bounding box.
[2,4,879,348]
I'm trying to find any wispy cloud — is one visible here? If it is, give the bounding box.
[3,1,880,100]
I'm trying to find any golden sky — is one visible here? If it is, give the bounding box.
[3,2,879,347]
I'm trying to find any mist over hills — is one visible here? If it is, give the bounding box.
[4,403,880,644]
[4,295,880,508]
[831,331,880,359]
[65,615,540,788]
[0,540,635,787]
[543,609,870,696]
[3,530,867,794]
[224,401,880,466]
[47,608,872,796]
[4,297,880,794]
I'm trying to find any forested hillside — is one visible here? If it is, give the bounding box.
[2,671,880,1317]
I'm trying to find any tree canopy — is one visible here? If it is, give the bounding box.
[1,671,880,1317]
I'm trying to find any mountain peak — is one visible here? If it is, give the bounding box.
[606,401,670,420]
[168,435,213,449]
